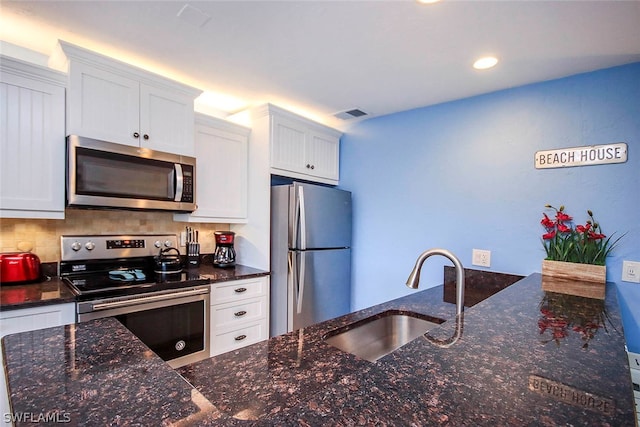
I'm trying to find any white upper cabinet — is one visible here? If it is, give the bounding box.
[307,130,340,181]
[52,41,201,157]
[174,114,250,223]
[268,105,341,184]
[0,56,66,219]
[139,83,197,156]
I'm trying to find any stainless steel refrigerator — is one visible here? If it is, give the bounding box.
[270,182,352,336]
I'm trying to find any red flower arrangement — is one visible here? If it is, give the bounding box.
[540,204,622,266]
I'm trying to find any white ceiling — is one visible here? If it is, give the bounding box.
[2,0,640,130]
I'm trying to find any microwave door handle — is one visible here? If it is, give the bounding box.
[173,164,184,202]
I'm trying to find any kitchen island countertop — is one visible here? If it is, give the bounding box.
[3,273,636,425]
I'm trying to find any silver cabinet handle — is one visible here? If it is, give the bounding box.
[234,335,247,341]
[234,310,247,317]
[234,287,247,293]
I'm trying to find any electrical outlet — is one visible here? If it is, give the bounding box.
[472,249,491,267]
[180,231,187,247]
[622,260,640,283]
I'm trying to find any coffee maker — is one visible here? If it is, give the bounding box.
[213,231,236,268]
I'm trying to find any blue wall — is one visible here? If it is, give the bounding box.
[339,63,640,312]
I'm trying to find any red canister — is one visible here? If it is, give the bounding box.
[0,252,42,284]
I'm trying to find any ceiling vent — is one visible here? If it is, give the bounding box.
[334,108,368,120]
[177,4,211,28]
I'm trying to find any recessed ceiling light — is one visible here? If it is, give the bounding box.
[473,56,499,70]
[417,0,442,3]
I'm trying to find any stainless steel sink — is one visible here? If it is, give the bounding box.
[324,310,445,362]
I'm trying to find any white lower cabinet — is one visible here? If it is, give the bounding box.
[0,303,75,426]
[209,277,269,356]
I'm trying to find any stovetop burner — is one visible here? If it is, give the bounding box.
[60,234,209,300]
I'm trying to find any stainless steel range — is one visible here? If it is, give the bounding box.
[60,234,210,368]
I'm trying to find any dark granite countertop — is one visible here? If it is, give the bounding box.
[0,277,76,311]
[0,262,269,311]
[195,262,270,283]
[3,273,636,425]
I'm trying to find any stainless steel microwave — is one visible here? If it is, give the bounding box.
[66,135,196,212]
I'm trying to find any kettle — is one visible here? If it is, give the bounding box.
[154,247,183,274]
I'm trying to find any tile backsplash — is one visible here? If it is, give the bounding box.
[0,209,226,262]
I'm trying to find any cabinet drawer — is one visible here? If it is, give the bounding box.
[211,322,267,356]
[212,297,267,329]
[211,278,267,304]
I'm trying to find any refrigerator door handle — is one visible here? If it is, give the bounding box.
[296,251,306,314]
[298,185,307,250]
[287,251,295,329]
[291,188,299,249]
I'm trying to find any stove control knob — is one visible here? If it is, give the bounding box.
[85,241,96,251]
[154,241,162,248]
[71,241,82,251]
[164,240,173,248]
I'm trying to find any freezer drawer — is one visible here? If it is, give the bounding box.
[289,183,352,250]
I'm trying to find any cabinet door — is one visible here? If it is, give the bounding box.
[270,114,307,175]
[67,61,140,146]
[174,116,249,223]
[139,83,195,156]
[0,73,65,218]
[307,131,340,181]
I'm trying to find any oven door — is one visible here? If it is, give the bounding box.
[77,287,210,368]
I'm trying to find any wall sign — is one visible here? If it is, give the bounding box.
[535,142,627,169]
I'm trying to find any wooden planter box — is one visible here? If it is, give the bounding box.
[541,260,606,300]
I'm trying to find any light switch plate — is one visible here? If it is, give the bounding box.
[622,260,640,283]
[472,249,491,267]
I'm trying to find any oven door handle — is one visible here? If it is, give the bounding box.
[91,288,209,311]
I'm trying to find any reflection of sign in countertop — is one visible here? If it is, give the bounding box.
[3,274,636,425]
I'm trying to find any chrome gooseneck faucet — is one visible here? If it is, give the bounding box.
[406,248,465,317]
[406,248,465,347]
